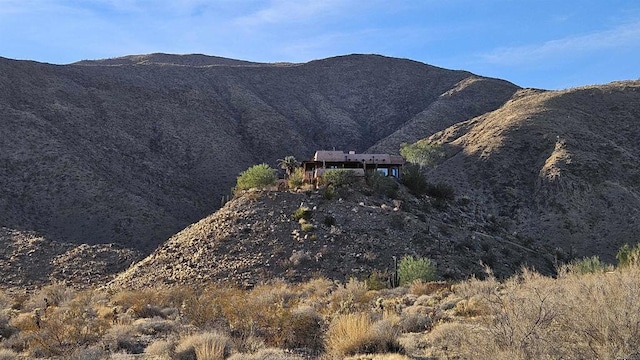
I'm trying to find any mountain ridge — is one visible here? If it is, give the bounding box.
[1,53,638,287]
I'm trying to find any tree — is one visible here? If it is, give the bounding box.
[400,141,444,168]
[278,156,300,179]
[235,163,277,192]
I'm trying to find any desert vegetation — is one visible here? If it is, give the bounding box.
[1,246,640,359]
[234,164,277,193]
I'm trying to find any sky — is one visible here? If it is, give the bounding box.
[1,0,639,90]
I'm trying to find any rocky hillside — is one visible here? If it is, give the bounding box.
[425,81,640,262]
[111,186,555,289]
[2,53,639,288]
[0,54,517,261]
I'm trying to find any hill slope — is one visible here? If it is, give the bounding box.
[111,187,555,289]
[0,53,519,287]
[426,81,640,261]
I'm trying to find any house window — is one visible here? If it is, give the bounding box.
[377,168,389,176]
[391,167,399,178]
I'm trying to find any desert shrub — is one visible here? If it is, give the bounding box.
[24,283,75,310]
[328,279,372,315]
[102,324,142,353]
[616,242,640,268]
[282,306,324,351]
[398,307,433,333]
[0,349,19,360]
[175,332,232,360]
[400,164,428,195]
[325,312,401,357]
[0,311,17,340]
[144,339,175,359]
[425,182,455,201]
[287,167,305,189]
[397,256,436,286]
[300,223,315,232]
[293,206,312,221]
[566,255,611,274]
[111,287,190,320]
[366,171,398,198]
[133,317,176,335]
[235,163,277,192]
[67,345,106,360]
[21,292,109,357]
[228,348,306,360]
[321,169,357,187]
[408,281,449,296]
[400,141,444,168]
[180,288,230,328]
[323,185,337,200]
[366,271,390,291]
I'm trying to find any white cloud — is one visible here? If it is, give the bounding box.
[481,21,640,65]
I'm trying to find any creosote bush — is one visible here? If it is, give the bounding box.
[366,171,398,198]
[321,169,357,187]
[400,164,428,195]
[397,256,436,286]
[293,206,312,221]
[287,167,305,189]
[616,242,640,268]
[235,163,277,192]
[566,255,612,274]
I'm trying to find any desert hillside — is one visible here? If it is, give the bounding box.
[1,53,639,288]
[111,186,555,289]
[0,54,518,273]
[425,81,640,261]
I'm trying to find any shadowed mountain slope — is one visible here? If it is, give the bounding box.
[0,54,519,286]
[425,81,640,262]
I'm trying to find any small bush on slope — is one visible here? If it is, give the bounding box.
[235,163,277,192]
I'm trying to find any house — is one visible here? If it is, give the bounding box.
[302,150,404,183]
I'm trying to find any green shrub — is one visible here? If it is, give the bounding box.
[287,167,305,189]
[323,185,337,200]
[400,141,444,168]
[367,171,398,198]
[617,243,640,268]
[366,271,389,291]
[567,256,611,274]
[321,169,357,187]
[398,256,436,285]
[293,206,312,221]
[401,164,428,195]
[300,223,315,232]
[235,163,277,192]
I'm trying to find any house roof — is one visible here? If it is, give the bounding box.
[311,150,404,165]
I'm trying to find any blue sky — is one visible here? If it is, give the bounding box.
[1,0,639,89]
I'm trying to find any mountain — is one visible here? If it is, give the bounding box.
[425,81,640,262]
[1,53,638,287]
[0,53,520,286]
[110,80,640,288]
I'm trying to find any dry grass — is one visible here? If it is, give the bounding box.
[325,312,402,358]
[2,265,640,359]
[175,331,232,360]
[427,267,640,360]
